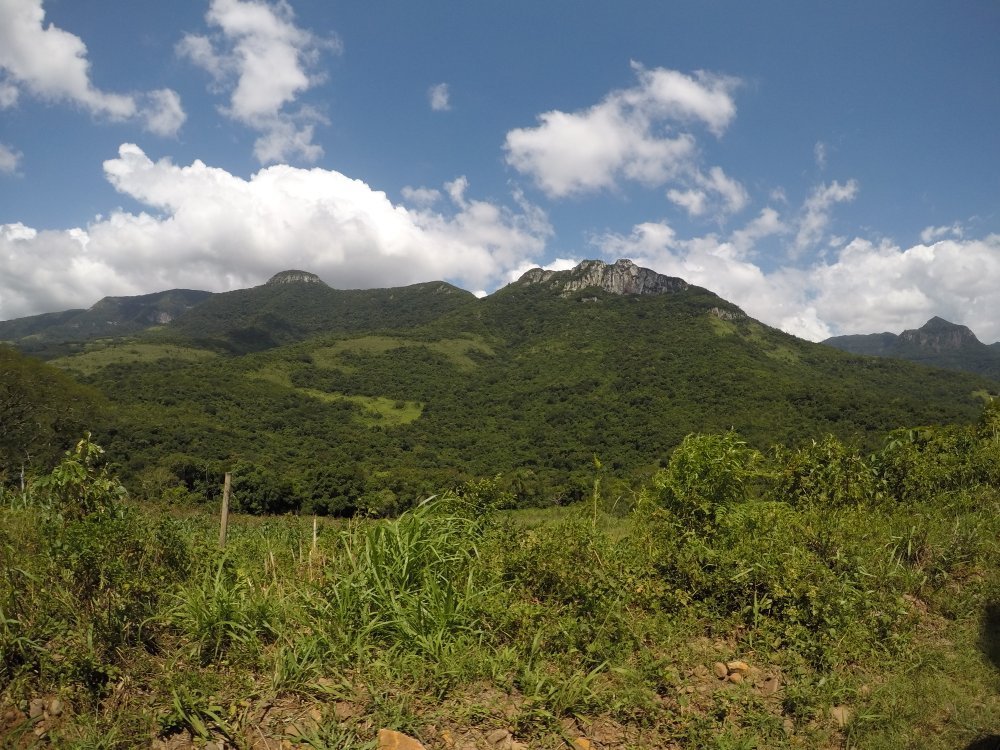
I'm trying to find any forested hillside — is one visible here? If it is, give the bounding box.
[9,264,987,514]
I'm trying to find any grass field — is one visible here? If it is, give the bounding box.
[51,342,217,375]
[1,423,999,749]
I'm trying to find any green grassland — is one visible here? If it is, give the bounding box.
[2,413,999,748]
[51,341,217,375]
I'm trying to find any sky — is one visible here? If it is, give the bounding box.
[1,0,999,342]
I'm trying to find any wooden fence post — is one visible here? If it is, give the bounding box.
[219,472,231,549]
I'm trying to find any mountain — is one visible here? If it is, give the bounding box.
[4,259,997,509]
[160,271,478,353]
[824,316,1000,381]
[0,288,212,357]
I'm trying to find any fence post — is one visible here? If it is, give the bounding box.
[219,472,231,549]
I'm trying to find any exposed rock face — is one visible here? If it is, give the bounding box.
[266,270,327,286]
[898,316,980,353]
[515,259,688,297]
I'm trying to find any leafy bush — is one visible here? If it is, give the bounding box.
[773,435,877,507]
[652,431,762,529]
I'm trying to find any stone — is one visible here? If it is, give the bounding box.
[713,662,729,679]
[726,660,750,675]
[760,676,780,696]
[486,728,511,746]
[378,728,426,750]
[29,698,46,719]
[727,672,744,685]
[515,259,690,298]
[571,739,594,750]
[830,705,852,728]
[47,698,63,717]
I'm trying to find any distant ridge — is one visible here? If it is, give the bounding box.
[824,317,1000,381]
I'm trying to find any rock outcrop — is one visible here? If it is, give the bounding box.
[265,270,327,286]
[514,259,688,297]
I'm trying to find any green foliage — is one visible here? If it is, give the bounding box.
[652,431,762,528]
[0,346,105,477]
[2,411,1000,746]
[32,434,127,518]
[773,435,878,507]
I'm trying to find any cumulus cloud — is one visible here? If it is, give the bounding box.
[428,82,450,111]
[504,63,741,200]
[178,0,339,163]
[0,144,552,320]
[594,209,1000,343]
[0,142,21,174]
[0,0,184,134]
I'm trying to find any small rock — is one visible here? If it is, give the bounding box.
[712,662,729,679]
[783,718,795,735]
[510,742,529,750]
[571,739,594,750]
[726,660,750,675]
[727,672,744,685]
[333,701,360,721]
[47,698,63,717]
[204,742,223,750]
[691,664,710,679]
[378,728,426,750]
[440,729,457,748]
[486,728,511,746]
[307,707,322,723]
[830,705,852,728]
[760,676,780,696]
[29,699,46,719]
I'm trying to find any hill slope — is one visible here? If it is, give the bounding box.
[42,260,994,511]
[0,288,212,357]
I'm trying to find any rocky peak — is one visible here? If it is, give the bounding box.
[515,259,688,297]
[899,316,981,352]
[266,270,327,286]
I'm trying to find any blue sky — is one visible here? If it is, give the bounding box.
[1,0,998,341]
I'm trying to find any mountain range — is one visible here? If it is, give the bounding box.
[2,259,996,510]
[824,316,1000,381]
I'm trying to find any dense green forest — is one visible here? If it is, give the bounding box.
[3,269,997,515]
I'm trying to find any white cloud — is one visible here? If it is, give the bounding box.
[593,212,1000,344]
[0,0,184,134]
[505,256,582,283]
[141,89,186,137]
[504,64,739,199]
[667,189,707,216]
[0,142,21,174]
[814,141,827,170]
[428,82,450,111]
[0,77,18,107]
[793,179,858,256]
[400,186,442,207]
[0,144,552,321]
[178,0,339,164]
[919,223,963,244]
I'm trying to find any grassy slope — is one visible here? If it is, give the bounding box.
[2,427,998,748]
